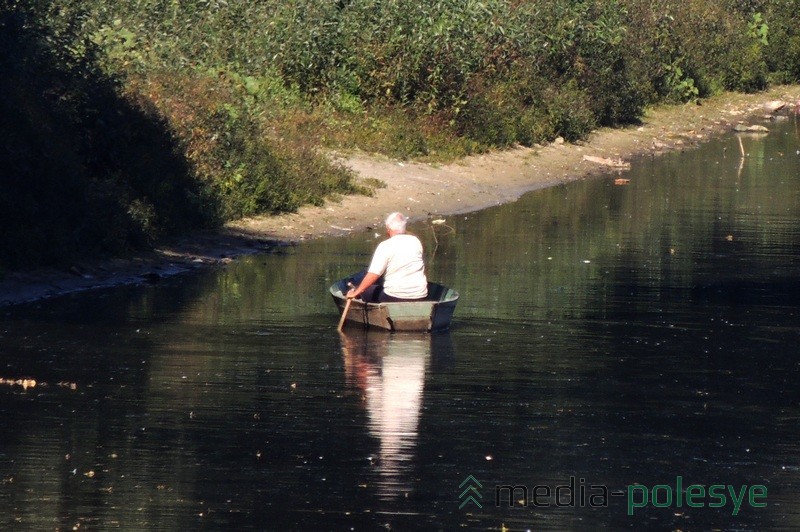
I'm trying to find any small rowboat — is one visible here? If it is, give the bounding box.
[330,275,459,332]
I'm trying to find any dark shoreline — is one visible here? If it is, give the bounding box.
[0,232,289,308]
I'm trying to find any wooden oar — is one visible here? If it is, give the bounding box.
[337,282,356,332]
[337,298,353,332]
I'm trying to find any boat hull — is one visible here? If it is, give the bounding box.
[330,277,459,332]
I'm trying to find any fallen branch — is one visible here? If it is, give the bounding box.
[583,155,631,169]
[733,124,769,133]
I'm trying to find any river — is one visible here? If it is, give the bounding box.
[1,119,799,530]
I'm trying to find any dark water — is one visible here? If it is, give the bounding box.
[2,120,799,530]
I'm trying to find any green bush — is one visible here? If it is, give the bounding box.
[456,88,520,148]
[763,0,800,83]
[4,0,800,269]
[0,2,368,270]
[545,81,598,143]
[38,0,800,150]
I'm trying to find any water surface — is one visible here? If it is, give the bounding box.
[1,120,799,530]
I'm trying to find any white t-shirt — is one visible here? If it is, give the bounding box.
[367,234,428,299]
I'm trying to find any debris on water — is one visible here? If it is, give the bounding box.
[431,219,446,225]
[734,123,769,133]
[764,100,786,113]
[1,377,75,390]
[584,154,630,168]
[614,178,631,185]
[0,377,36,389]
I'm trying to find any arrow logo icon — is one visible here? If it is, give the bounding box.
[458,475,483,509]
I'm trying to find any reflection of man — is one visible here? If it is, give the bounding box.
[340,332,429,501]
[346,212,428,303]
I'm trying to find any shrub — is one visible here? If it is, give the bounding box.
[763,0,800,83]
[6,0,800,269]
[0,4,215,268]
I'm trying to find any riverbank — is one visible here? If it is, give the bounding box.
[230,86,800,240]
[3,86,799,307]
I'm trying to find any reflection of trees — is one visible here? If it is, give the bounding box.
[425,122,800,322]
[0,298,182,530]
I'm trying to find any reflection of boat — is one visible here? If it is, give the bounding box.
[330,274,459,332]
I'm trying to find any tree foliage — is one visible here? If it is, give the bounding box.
[2,0,800,269]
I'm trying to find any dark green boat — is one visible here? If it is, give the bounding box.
[330,275,459,332]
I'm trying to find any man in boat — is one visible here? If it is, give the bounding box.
[346,212,428,303]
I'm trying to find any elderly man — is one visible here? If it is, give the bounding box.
[346,212,428,302]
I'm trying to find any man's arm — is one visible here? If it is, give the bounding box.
[347,272,381,299]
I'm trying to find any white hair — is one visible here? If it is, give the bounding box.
[385,212,407,233]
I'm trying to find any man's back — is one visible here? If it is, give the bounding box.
[368,234,427,299]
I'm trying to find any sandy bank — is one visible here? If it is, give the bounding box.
[3,86,799,307]
[230,86,800,240]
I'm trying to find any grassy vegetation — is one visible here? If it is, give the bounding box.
[2,0,800,270]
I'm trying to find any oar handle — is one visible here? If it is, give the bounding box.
[337,282,356,332]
